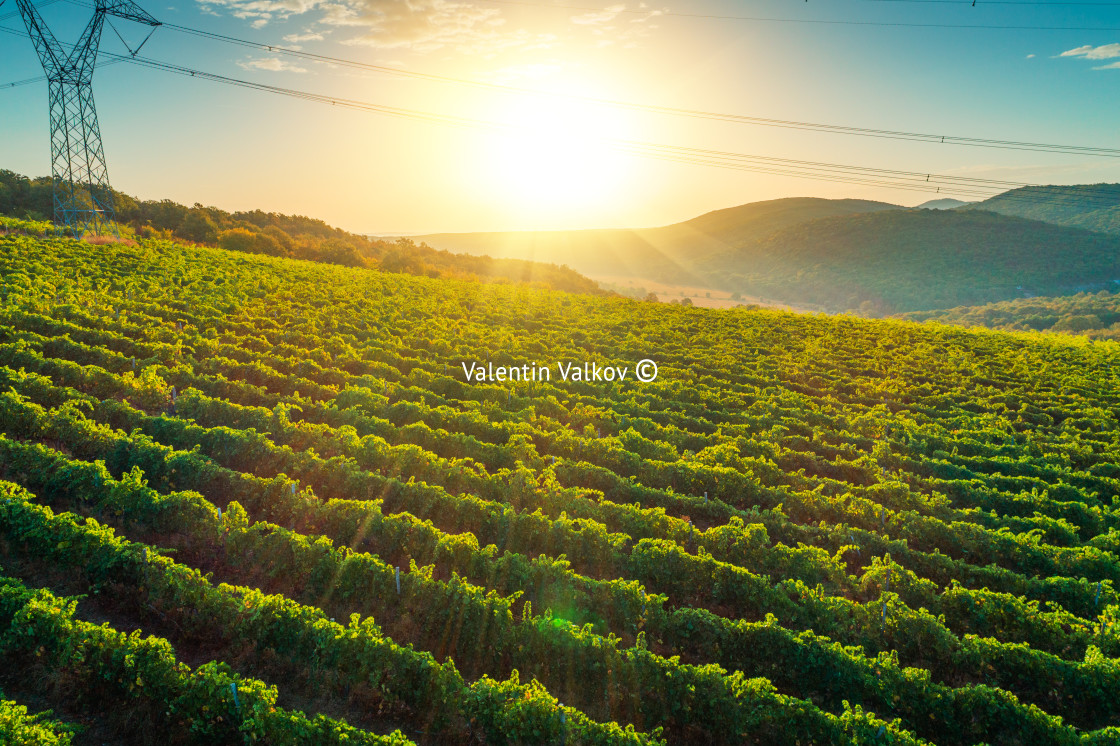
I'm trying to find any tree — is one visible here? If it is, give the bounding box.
[262,225,295,256]
[176,209,219,244]
[219,228,284,256]
[317,238,366,267]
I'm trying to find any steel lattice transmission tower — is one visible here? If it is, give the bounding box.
[15,0,159,237]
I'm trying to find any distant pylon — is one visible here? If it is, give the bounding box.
[15,0,159,237]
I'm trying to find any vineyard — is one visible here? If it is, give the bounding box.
[0,223,1119,744]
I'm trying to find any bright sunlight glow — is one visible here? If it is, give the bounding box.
[480,95,633,224]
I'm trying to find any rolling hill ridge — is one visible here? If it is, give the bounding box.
[419,192,1120,314]
[964,184,1120,235]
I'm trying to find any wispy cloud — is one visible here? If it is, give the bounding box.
[571,4,625,25]
[200,0,556,55]
[199,0,322,24]
[1093,60,1120,70]
[1059,43,1120,60]
[238,56,309,72]
[285,31,325,42]
[323,0,560,55]
[198,0,662,56]
[567,3,661,47]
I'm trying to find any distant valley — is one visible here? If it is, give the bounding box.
[413,186,1120,315]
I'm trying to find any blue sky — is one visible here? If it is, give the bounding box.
[1,0,1118,233]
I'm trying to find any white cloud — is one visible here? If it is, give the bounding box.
[1060,43,1120,60]
[572,4,625,25]
[1025,54,1035,59]
[566,3,660,47]
[284,31,325,42]
[1093,60,1120,70]
[198,0,660,56]
[322,0,559,55]
[200,0,328,26]
[238,56,309,72]
[199,0,553,55]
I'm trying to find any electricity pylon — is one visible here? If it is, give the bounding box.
[15,0,159,237]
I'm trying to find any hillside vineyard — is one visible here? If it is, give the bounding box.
[1,232,1119,745]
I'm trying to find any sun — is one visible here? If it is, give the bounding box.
[481,95,632,222]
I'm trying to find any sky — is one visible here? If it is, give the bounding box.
[1,0,1119,234]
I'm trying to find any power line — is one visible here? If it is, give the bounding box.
[47,1,1120,160]
[478,0,1120,31]
[0,0,62,21]
[1,56,126,88]
[1,22,1116,211]
[84,48,1120,208]
[866,0,1120,5]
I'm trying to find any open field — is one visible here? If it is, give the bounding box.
[0,228,1119,744]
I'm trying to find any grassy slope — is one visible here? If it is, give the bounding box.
[0,170,605,296]
[2,228,1120,743]
[897,289,1120,340]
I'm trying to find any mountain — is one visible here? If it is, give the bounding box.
[415,197,903,284]
[420,193,1120,314]
[709,209,1120,314]
[963,183,1120,235]
[915,198,972,210]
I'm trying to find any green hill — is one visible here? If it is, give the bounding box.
[416,197,902,283]
[419,194,1120,315]
[708,208,1120,314]
[914,198,973,210]
[1,223,1120,744]
[675,196,901,244]
[964,183,1120,235]
[0,168,603,295]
